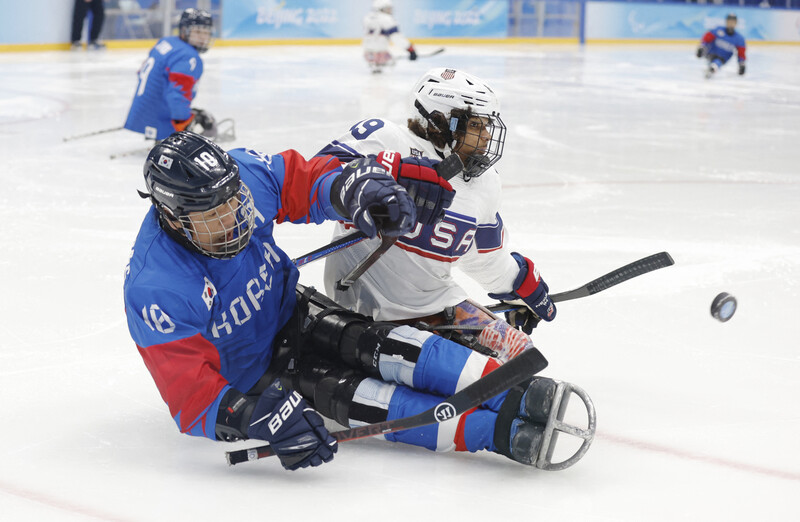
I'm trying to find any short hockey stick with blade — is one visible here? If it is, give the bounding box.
[63,126,124,142]
[225,345,548,465]
[486,251,675,314]
[292,230,368,268]
[412,47,445,59]
[334,153,464,291]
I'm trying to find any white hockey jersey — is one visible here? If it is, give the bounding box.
[319,118,521,320]
[362,11,410,53]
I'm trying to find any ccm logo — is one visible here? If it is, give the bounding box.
[268,391,303,435]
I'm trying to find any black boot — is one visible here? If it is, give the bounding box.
[492,377,557,465]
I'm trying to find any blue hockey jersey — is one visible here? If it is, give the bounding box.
[124,36,203,140]
[124,149,342,439]
[701,26,747,64]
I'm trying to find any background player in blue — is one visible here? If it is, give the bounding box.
[124,9,216,141]
[696,13,746,79]
[124,131,591,471]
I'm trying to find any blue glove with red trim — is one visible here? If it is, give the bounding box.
[247,380,337,471]
[489,252,556,330]
[374,151,456,226]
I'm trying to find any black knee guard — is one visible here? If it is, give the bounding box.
[289,357,367,427]
[297,284,420,377]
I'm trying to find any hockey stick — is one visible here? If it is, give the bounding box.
[63,126,123,142]
[225,345,548,465]
[110,146,152,160]
[419,47,445,58]
[292,230,368,268]
[486,251,675,314]
[334,153,464,291]
[336,234,396,291]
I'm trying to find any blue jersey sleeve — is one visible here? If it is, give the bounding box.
[229,148,343,225]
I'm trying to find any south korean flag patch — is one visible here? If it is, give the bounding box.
[201,277,217,310]
[158,155,174,169]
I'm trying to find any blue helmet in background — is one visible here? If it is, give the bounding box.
[179,8,213,53]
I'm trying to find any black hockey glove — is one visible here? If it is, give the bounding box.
[738,63,746,76]
[696,45,708,59]
[408,46,418,61]
[374,151,457,226]
[247,380,337,471]
[505,307,541,335]
[488,252,556,325]
[331,157,416,238]
[190,108,217,138]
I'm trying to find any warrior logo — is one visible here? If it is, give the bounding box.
[434,402,457,422]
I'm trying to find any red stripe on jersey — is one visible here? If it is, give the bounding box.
[137,333,227,435]
[167,70,196,101]
[395,241,457,262]
[737,46,746,61]
[276,151,341,223]
[454,357,501,451]
[701,31,716,44]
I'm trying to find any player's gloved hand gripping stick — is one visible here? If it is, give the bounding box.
[332,153,462,291]
[226,344,548,466]
[488,252,675,333]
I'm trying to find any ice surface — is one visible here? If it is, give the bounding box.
[1,44,798,521]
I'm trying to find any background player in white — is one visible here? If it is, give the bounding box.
[319,68,557,340]
[362,0,417,73]
[124,8,217,141]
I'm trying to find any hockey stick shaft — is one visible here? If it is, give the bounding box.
[109,146,152,160]
[292,230,367,268]
[334,153,464,290]
[335,234,397,290]
[486,251,675,314]
[225,346,548,465]
[415,47,445,58]
[63,126,124,142]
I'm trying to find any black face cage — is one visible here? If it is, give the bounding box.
[454,112,507,180]
[162,182,256,259]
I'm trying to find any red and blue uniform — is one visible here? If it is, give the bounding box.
[124,36,203,140]
[124,148,508,454]
[701,26,746,67]
[124,150,342,438]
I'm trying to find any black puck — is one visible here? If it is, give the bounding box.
[710,292,737,322]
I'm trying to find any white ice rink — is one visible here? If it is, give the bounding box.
[1,43,799,521]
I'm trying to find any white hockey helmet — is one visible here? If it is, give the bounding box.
[412,68,506,179]
[372,0,393,13]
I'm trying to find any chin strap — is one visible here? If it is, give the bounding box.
[414,100,456,147]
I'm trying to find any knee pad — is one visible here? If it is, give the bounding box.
[291,357,366,427]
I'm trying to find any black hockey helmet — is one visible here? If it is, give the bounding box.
[143,131,255,258]
[179,8,213,53]
[726,13,737,21]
